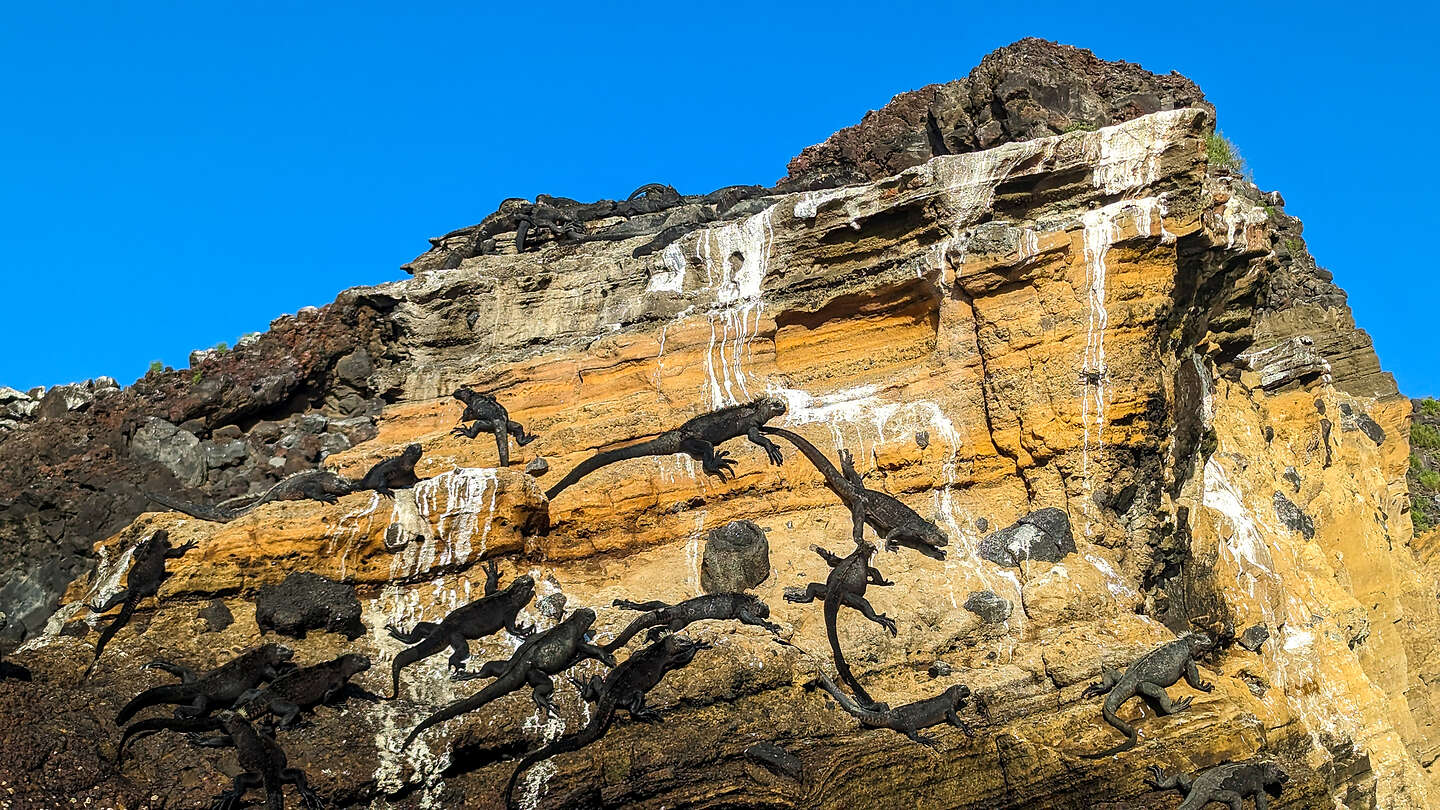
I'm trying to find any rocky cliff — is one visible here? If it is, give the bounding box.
[0,39,1432,810]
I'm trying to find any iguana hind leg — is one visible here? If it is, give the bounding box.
[281,768,323,810]
[842,592,898,636]
[445,634,471,672]
[526,669,558,717]
[784,583,827,604]
[679,437,736,480]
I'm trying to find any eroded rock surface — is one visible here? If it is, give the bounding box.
[0,37,1433,810]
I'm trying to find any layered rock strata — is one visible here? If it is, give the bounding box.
[0,39,1429,810]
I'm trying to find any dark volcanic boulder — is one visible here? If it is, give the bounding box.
[978,507,1076,567]
[255,572,363,639]
[700,520,771,593]
[963,590,1014,624]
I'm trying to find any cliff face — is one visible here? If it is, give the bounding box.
[1,40,1432,810]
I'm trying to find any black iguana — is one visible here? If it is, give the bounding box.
[386,560,535,698]
[449,387,538,467]
[114,642,294,725]
[763,429,948,558]
[503,634,707,808]
[85,530,197,674]
[545,397,788,499]
[602,592,779,652]
[403,607,617,750]
[813,671,973,747]
[145,443,423,522]
[1080,632,1216,758]
[1148,760,1289,809]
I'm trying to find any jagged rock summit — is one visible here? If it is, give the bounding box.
[0,38,1431,810]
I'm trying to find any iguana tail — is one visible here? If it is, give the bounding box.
[1081,699,1138,758]
[824,597,879,710]
[88,595,138,675]
[115,683,192,725]
[503,705,615,810]
[388,636,448,699]
[545,438,676,500]
[116,715,223,763]
[813,672,886,724]
[602,613,661,653]
[402,676,514,750]
[143,491,237,523]
[760,427,856,502]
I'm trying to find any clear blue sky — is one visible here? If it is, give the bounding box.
[2,2,1435,395]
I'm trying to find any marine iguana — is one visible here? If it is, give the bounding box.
[813,671,973,747]
[502,634,707,809]
[145,443,423,522]
[117,653,373,761]
[449,387,538,467]
[133,711,323,810]
[1148,761,1289,809]
[85,530,197,673]
[762,429,949,559]
[402,607,617,750]
[385,560,535,698]
[602,592,779,652]
[114,642,294,725]
[545,396,788,499]
[1080,631,1216,758]
[783,490,897,709]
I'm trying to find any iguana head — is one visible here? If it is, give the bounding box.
[660,634,707,666]
[1260,762,1289,795]
[1181,629,1217,655]
[507,574,537,604]
[946,683,972,708]
[755,396,788,421]
[740,594,770,619]
[337,653,371,677]
[259,643,296,667]
[566,607,597,632]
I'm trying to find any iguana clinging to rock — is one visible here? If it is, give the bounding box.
[763,429,949,559]
[784,467,897,709]
[144,443,423,522]
[385,560,535,698]
[813,671,974,747]
[1080,631,1216,758]
[1148,761,1289,809]
[449,386,538,467]
[503,634,707,809]
[114,642,294,725]
[545,396,788,499]
[85,529,197,674]
[117,653,373,761]
[403,606,617,750]
[602,592,780,652]
[131,711,324,810]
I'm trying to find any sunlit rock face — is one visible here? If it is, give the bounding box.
[0,39,1431,810]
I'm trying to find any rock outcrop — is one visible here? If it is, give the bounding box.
[0,38,1432,810]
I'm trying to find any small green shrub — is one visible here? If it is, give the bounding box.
[1421,399,1440,418]
[1413,453,1427,473]
[1283,237,1304,255]
[1413,423,1440,449]
[1414,497,1435,533]
[213,342,229,354]
[192,370,203,384]
[1062,120,1098,133]
[1205,131,1247,175]
[1419,470,1440,491]
[148,360,164,375]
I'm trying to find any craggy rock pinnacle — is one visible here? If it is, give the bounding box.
[700,519,772,593]
[779,38,1213,191]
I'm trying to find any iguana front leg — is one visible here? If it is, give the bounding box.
[739,608,781,634]
[784,583,827,604]
[579,642,619,668]
[866,566,893,586]
[142,659,198,683]
[1183,658,1214,692]
[747,427,785,465]
[481,559,501,596]
[812,546,844,567]
[946,708,975,737]
[1147,764,1182,791]
[166,541,199,558]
